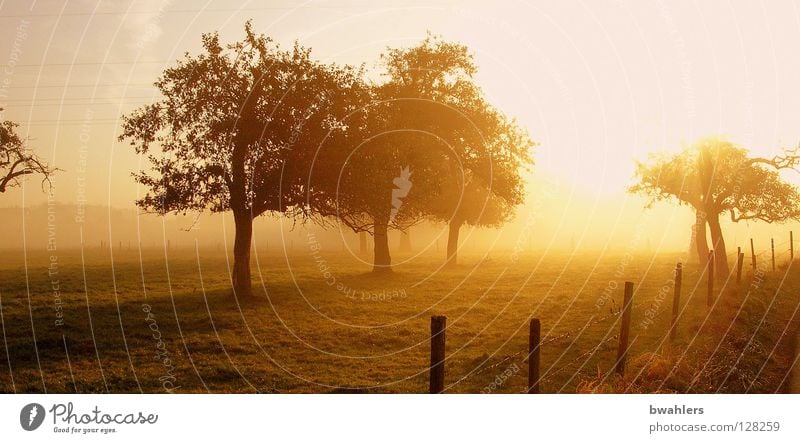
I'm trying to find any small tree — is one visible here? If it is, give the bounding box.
[1,112,55,193]
[432,148,527,267]
[120,23,366,298]
[631,138,800,274]
[442,177,515,267]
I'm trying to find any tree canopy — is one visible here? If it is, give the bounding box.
[312,35,533,271]
[120,22,367,297]
[121,25,534,288]
[631,138,800,273]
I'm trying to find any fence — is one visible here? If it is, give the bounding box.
[750,232,795,272]
[426,231,796,393]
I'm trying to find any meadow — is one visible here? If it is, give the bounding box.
[0,245,797,393]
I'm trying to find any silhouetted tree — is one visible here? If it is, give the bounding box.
[436,172,519,267]
[425,136,528,268]
[688,209,710,265]
[315,123,442,272]
[120,23,366,298]
[1,111,55,193]
[631,138,800,275]
[316,36,532,272]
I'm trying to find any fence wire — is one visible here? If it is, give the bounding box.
[444,235,794,393]
[540,310,620,347]
[454,309,621,388]
[538,335,618,387]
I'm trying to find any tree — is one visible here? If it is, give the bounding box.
[631,138,800,275]
[314,36,533,272]
[446,178,512,267]
[433,153,527,267]
[688,209,710,265]
[1,111,55,193]
[314,121,444,272]
[120,23,366,298]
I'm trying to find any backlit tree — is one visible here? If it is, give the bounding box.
[120,23,367,298]
[631,138,800,275]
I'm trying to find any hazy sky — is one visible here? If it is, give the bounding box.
[2,0,800,251]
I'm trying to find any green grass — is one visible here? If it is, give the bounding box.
[0,247,797,393]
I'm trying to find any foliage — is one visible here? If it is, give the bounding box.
[630,138,800,222]
[119,22,367,218]
[316,35,534,233]
[119,22,369,295]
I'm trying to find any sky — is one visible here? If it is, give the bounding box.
[2,0,800,252]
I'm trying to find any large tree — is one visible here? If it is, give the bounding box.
[120,23,366,298]
[314,36,533,272]
[1,111,55,193]
[631,138,800,275]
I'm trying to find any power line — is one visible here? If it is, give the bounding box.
[0,6,370,19]
[2,102,152,108]
[1,96,160,103]
[24,121,122,126]
[22,118,122,122]
[20,118,122,123]
[2,83,153,89]
[6,61,170,68]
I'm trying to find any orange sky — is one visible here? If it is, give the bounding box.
[2,0,800,251]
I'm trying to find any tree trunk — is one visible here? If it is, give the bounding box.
[373,220,391,273]
[445,220,462,267]
[707,214,730,276]
[232,211,253,298]
[692,209,710,264]
[359,231,367,255]
[400,229,412,253]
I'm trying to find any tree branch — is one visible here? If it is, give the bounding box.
[749,144,800,171]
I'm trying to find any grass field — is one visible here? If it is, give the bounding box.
[0,245,798,393]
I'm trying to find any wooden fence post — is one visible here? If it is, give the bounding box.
[736,246,741,280]
[670,263,682,342]
[614,282,634,376]
[750,238,756,271]
[429,316,447,393]
[791,231,794,261]
[707,250,715,307]
[736,252,744,285]
[771,238,775,271]
[527,319,541,394]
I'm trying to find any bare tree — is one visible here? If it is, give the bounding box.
[0,112,55,193]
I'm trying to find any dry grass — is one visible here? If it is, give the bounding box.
[0,247,797,393]
[577,265,800,393]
